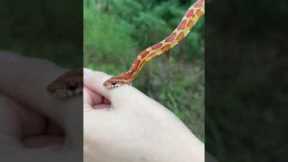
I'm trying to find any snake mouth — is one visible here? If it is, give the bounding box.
[103,78,130,89]
[103,80,120,89]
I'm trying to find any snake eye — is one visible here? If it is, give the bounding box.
[67,82,78,91]
[111,82,118,88]
[68,85,77,90]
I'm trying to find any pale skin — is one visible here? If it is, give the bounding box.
[84,69,204,162]
[0,53,204,162]
[0,52,82,162]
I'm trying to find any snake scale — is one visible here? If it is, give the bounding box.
[47,0,205,99]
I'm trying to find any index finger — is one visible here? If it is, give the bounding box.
[0,52,72,118]
[0,52,83,145]
[0,52,64,98]
[83,68,148,106]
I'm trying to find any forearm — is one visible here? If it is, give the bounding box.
[151,137,204,162]
[84,139,204,162]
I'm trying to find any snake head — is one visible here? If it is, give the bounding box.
[47,79,83,99]
[47,70,83,99]
[103,76,131,89]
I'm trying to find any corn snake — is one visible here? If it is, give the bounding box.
[47,0,205,98]
[103,0,205,89]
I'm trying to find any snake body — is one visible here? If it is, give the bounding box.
[47,0,205,98]
[103,0,205,89]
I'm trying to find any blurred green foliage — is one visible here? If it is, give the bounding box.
[0,0,82,68]
[206,0,288,161]
[84,0,204,140]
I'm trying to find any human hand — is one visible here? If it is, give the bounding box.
[0,52,204,162]
[84,68,204,162]
[0,52,82,162]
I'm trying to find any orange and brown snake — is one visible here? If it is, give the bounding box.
[103,0,205,89]
[47,0,205,99]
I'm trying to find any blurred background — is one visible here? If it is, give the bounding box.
[207,0,288,161]
[0,0,204,140]
[0,0,82,68]
[84,0,205,140]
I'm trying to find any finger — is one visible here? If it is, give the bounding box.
[0,52,68,114]
[15,103,47,137]
[84,86,104,108]
[84,68,111,99]
[83,68,142,105]
[0,52,65,98]
[0,53,84,124]
[0,94,52,152]
[0,94,47,137]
